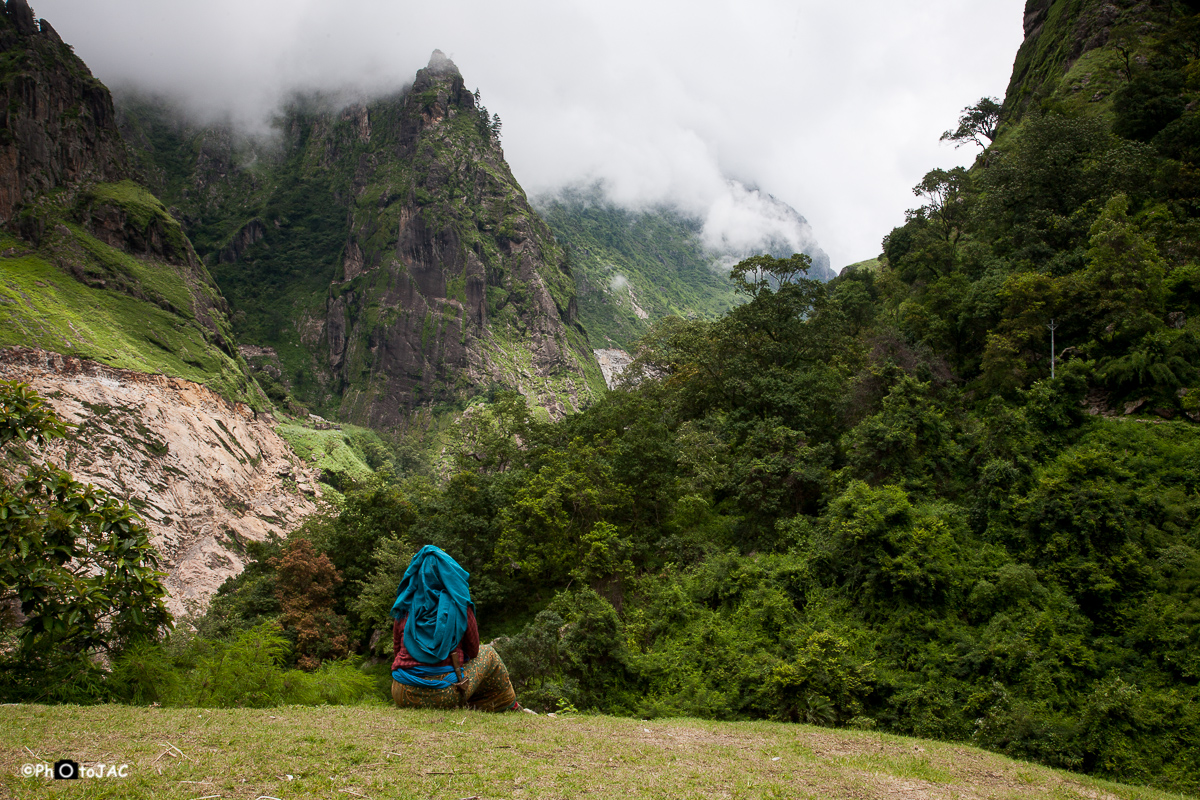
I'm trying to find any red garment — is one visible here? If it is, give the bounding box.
[392,606,479,671]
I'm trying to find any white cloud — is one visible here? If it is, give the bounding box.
[35,0,1026,269]
[702,182,820,258]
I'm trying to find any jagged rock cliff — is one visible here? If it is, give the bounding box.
[0,348,320,618]
[0,0,127,227]
[327,51,601,424]
[120,52,605,427]
[1003,0,1200,121]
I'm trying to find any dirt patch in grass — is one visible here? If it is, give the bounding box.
[0,705,1189,800]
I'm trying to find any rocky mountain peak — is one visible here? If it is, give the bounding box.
[117,46,603,427]
[0,4,129,226]
[4,0,36,36]
[411,48,470,108]
[426,49,461,78]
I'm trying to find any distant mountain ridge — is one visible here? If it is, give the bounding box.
[537,182,834,350]
[699,181,835,281]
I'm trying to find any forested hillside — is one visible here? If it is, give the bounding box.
[537,184,834,350]
[537,187,741,350]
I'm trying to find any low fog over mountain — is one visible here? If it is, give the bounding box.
[34,0,1024,269]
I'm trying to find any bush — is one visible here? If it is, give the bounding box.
[110,623,377,707]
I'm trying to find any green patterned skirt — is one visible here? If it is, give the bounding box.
[391,644,517,712]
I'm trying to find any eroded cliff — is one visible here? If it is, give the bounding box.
[0,0,127,227]
[0,347,319,618]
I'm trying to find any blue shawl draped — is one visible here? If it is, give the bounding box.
[390,545,473,668]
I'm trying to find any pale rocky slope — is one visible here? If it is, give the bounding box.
[593,348,633,389]
[1,347,320,619]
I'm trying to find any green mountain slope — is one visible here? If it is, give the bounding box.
[0,1,264,406]
[538,184,837,350]
[537,187,742,350]
[118,53,604,427]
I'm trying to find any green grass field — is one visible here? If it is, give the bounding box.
[275,423,378,484]
[0,225,264,409]
[0,704,1191,800]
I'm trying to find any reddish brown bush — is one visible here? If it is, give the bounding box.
[272,538,350,670]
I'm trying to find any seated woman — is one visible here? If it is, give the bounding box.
[390,545,519,712]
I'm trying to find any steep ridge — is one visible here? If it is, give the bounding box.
[0,0,264,407]
[119,52,606,427]
[1002,0,1200,126]
[1004,0,1156,119]
[0,0,125,226]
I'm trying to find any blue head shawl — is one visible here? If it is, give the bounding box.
[389,545,473,665]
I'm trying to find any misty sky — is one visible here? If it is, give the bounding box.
[36,0,1026,270]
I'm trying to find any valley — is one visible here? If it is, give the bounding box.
[2,0,1200,795]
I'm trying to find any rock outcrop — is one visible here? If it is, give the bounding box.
[594,348,634,389]
[1003,0,1158,120]
[0,347,319,618]
[0,0,128,226]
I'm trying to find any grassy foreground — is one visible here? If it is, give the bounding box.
[0,705,1192,800]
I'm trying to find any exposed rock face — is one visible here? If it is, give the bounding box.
[218,218,267,264]
[0,1,128,226]
[330,54,606,424]
[426,49,459,78]
[1023,0,1051,39]
[0,10,298,618]
[1004,0,1157,120]
[594,348,634,389]
[0,7,253,408]
[0,348,319,619]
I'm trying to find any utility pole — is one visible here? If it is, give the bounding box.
[1047,318,1058,379]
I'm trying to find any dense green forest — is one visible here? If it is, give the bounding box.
[6,0,1200,795]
